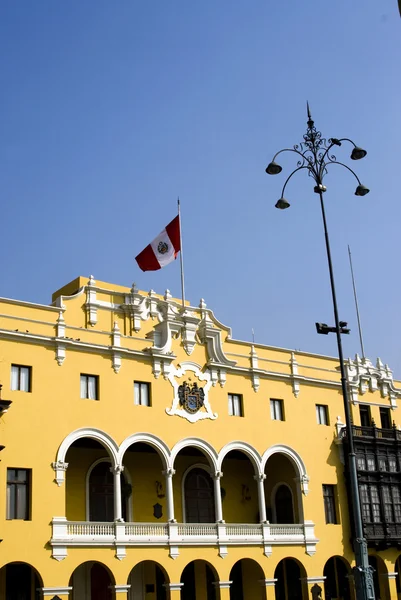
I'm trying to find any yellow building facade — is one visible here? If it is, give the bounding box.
[1,276,401,600]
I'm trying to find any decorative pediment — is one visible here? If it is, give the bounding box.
[345,355,401,406]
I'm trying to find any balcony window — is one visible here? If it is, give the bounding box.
[380,407,391,429]
[10,365,31,392]
[6,469,31,520]
[316,404,329,425]
[359,405,371,427]
[80,374,98,400]
[270,399,284,421]
[389,457,398,473]
[134,382,151,406]
[357,454,367,470]
[393,486,401,523]
[228,394,243,417]
[366,455,376,471]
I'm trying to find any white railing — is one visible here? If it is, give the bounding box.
[269,524,304,536]
[225,523,262,538]
[177,523,217,537]
[125,523,168,537]
[50,517,318,561]
[67,522,114,536]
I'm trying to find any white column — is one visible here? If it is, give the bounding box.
[110,465,124,522]
[254,473,267,522]
[213,471,224,522]
[163,468,176,522]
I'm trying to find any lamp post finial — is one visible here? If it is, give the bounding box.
[306,101,314,128]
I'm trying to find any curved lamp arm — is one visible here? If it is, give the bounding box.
[323,160,363,185]
[272,147,311,167]
[281,165,310,197]
[319,137,359,168]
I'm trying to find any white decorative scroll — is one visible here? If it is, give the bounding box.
[166,361,217,423]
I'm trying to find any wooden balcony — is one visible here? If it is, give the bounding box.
[50,518,318,560]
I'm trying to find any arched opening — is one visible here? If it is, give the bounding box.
[65,437,115,522]
[69,561,114,600]
[120,441,167,522]
[180,560,218,600]
[88,461,129,522]
[220,449,259,524]
[0,562,43,600]
[274,484,294,524]
[264,454,301,523]
[369,555,390,600]
[274,558,307,600]
[229,559,266,600]
[323,556,352,600]
[128,561,169,600]
[184,467,215,523]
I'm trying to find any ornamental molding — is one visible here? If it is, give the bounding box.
[345,355,401,406]
[166,362,217,423]
[198,313,236,368]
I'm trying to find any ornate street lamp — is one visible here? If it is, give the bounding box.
[266,105,374,600]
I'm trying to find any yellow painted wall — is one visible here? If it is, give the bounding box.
[0,276,400,595]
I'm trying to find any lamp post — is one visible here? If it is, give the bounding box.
[266,105,374,600]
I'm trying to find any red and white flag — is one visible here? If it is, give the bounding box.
[135,215,181,272]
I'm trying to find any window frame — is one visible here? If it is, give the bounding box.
[228,393,243,417]
[316,404,329,425]
[134,381,151,407]
[323,484,338,524]
[270,398,284,421]
[359,405,371,427]
[80,374,99,400]
[6,468,31,520]
[379,407,391,429]
[10,364,32,392]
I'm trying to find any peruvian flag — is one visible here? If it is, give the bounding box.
[135,215,181,272]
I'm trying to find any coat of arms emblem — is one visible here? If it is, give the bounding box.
[178,380,205,414]
[158,241,169,255]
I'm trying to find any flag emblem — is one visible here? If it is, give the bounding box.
[135,215,180,272]
[158,241,169,255]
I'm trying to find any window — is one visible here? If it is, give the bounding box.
[80,374,98,400]
[323,485,337,524]
[7,469,31,520]
[228,393,243,417]
[366,455,376,471]
[380,407,391,429]
[370,485,381,523]
[316,404,329,425]
[270,399,284,421]
[10,365,31,392]
[357,454,366,470]
[134,382,151,406]
[359,405,371,427]
[359,483,382,523]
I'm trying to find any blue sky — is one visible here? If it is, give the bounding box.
[1,1,400,375]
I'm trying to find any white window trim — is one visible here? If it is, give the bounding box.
[316,404,329,425]
[270,399,284,421]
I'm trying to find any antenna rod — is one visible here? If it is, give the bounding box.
[348,245,365,359]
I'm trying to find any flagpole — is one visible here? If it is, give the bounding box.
[348,245,366,359]
[178,198,186,309]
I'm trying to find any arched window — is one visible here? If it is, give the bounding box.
[274,484,294,524]
[184,468,215,523]
[89,462,128,522]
